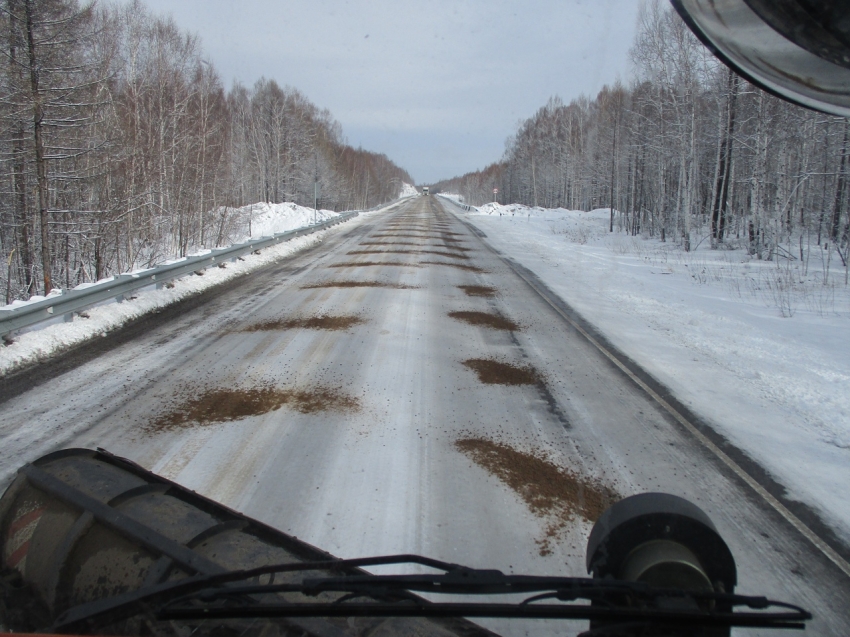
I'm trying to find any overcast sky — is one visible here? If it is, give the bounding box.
[139,0,642,184]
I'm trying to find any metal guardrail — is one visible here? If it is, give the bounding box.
[0,200,405,340]
[435,194,473,211]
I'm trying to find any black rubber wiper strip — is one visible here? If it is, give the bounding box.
[159,600,810,629]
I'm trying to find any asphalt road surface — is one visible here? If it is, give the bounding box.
[1,197,848,635]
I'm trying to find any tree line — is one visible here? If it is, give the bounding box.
[0,0,413,302]
[433,1,849,268]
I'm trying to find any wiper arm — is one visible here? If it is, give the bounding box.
[49,554,811,632]
[155,559,810,630]
[49,554,476,632]
[161,601,809,631]
[206,570,610,598]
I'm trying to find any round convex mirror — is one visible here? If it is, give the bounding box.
[672,0,850,117]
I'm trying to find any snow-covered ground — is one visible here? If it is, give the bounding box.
[0,200,403,377]
[449,198,850,542]
[1,202,342,315]
[399,182,419,198]
[2,191,420,315]
[240,201,341,238]
[437,193,465,205]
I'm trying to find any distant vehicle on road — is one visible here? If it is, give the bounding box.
[422,186,429,195]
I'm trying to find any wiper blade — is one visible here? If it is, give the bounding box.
[155,559,810,630]
[50,554,453,631]
[160,601,809,630]
[49,554,811,632]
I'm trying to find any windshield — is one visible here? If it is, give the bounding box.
[0,1,848,636]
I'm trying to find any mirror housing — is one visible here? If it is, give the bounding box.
[587,492,736,593]
[672,0,850,117]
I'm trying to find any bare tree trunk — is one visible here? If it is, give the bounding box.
[683,103,696,253]
[609,124,616,232]
[750,91,768,258]
[711,70,737,244]
[531,153,538,208]
[830,119,849,245]
[8,0,34,295]
[24,0,52,293]
[818,120,831,245]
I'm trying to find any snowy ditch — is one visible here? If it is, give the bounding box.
[446,198,850,543]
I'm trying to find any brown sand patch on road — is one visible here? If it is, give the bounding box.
[374,230,434,234]
[301,280,419,290]
[347,250,412,255]
[462,358,540,385]
[242,314,365,331]
[371,234,441,240]
[458,285,497,297]
[455,437,619,555]
[420,250,469,259]
[348,249,469,260]
[328,261,422,269]
[421,261,486,273]
[449,311,518,331]
[360,241,421,247]
[360,241,473,252]
[146,386,360,433]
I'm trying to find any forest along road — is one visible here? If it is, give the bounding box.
[1,196,848,636]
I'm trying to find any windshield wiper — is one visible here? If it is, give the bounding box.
[152,555,809,631]
[48,554,810,633]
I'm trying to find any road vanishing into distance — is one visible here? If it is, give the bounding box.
[1,196,849,635]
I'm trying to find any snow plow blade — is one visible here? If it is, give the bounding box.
[0,448,495,637]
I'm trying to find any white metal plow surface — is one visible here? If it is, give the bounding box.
[0,197,848,636]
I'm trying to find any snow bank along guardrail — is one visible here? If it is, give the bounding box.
[0,208,372,341]
[435,194,473,211]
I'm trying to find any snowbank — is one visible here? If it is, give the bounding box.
[399,182,419,198]
[241,202,340,239]
[472,202,553,217]
[453,201,850,542]
[437,193,466,205]
[0,200,392,376]
[4,288,65,310]
[0,234,323,377]
[1,201,341,314]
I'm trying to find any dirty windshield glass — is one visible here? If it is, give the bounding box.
[0,1,848,636]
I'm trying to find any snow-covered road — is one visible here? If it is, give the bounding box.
[1,197,848,635]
